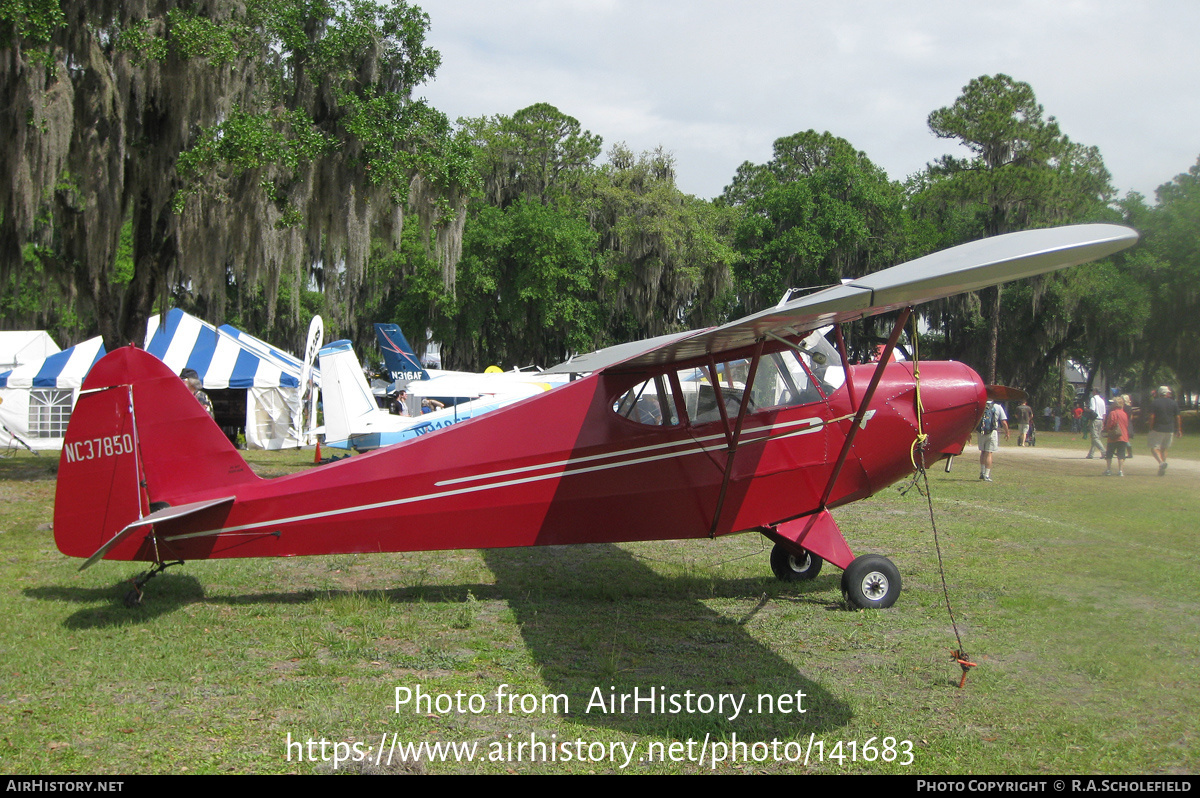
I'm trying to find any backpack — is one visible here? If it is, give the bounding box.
[980,403,997,434]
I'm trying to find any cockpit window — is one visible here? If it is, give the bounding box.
[799,333,845,392]
[678,365,741,424]
[614,374,680,426]
[613,346,832,428]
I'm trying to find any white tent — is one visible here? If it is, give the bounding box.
[0,337,105,452]
[1,330,60,372]
[144,309,316,449]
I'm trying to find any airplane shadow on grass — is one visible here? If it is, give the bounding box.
[480,544,853,739]
[29,542,853,737]
[27,573,207,628]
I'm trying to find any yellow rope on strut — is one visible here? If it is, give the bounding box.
[910,313,928,470]
[903,312,976,688]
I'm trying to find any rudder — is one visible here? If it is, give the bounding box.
[317,340,382,446]
[54,346,259,561]
[374,323,429,382]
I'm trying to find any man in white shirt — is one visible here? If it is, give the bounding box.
[1086,388,1107,459]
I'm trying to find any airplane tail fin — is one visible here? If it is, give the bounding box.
[53,347,258,561]
[374,323,430,383]
[317,340,385,445]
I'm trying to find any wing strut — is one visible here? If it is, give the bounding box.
[708,338,766,538]
[819,308,912,509]
[834,324,856,407]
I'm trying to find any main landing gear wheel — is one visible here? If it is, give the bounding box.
[770,543,823,581]
[841,554,901,609]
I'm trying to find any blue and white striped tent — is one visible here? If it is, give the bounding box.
[146,309,304,390]
[0,337,105,451]
[144,310,317,449]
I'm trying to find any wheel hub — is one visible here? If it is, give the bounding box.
[860,571,889,600]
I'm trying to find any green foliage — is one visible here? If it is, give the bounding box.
[173,0,462,210]
[461,102,603,208]
[441,106,732,368]
[346,221,454,358]
[722,130,908,315]
[587,145,734,341]
[913,74,1117,388]
[174,109,334,213]
[111,218,134,285]
[168,8,245,62]
[449,199,605,369]
[0,245,85,344]
[998,253,1151,399]
[339,93,476,217]
[3,0,472,350]
[929,75,1062,170]
[117,9,252,65]
[1126,161,1200,395]
[924,74,1112,238]
[0,0,63,46]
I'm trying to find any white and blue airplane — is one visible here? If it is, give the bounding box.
[317,338,563,451]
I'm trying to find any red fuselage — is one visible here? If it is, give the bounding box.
[54,348,983,565]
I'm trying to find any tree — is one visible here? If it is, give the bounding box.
[447,106,734,366]
[433,103,603,368]
[1127,162,1200,398]
[585,144,734,343]
[459,102,602,209]
[1,0,471,350]
[918,74,1114,384]
[338,220,454,363]
[720,130,908,351]
[446,103,734,367]
[448,199,604,370]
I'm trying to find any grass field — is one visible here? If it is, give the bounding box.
[1,434,1196,774]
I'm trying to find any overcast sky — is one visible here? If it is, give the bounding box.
[411,0,1200,202]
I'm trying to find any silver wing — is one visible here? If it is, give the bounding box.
[545,224,1138,375]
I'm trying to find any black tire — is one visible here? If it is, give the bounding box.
[841,554,901,609]
[123,588,143,608]
[770,543,823,581]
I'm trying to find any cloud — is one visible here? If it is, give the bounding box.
[416,0,1200,200]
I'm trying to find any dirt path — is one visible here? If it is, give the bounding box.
[991,443,1200,476]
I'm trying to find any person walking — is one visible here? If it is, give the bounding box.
[1086,388,1107,459]
[978,399,1010,482]
[1148,385,1183,476]
[1103,396,1130,476]
[1015,400,1034,446]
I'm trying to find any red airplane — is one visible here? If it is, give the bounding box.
[53,224,1137,609]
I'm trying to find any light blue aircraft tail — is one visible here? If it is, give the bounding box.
[374,324,430,383]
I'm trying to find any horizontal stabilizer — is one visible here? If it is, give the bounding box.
[79,496,235,571]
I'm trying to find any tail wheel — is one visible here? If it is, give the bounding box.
[770,543,823,581]
[841,554,901,609]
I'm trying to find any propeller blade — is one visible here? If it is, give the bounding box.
[986,385,1027,403]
